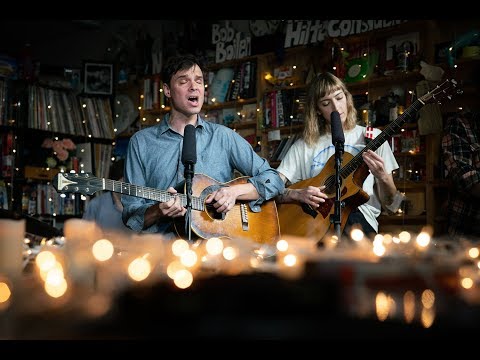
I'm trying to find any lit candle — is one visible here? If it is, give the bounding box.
[63,219,102,289]
[0,219,25,282]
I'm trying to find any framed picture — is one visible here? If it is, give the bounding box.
[64,67,81,91]
[83,62,113,95]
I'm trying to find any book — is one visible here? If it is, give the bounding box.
[209,68,235,104]
[240,103,257,123]
[222,108,236,126]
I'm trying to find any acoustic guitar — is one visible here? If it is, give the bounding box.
[53,172,280,245]
[277,78,462,241]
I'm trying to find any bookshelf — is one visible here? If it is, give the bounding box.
[0,78,115,226]
[254,20,464,238]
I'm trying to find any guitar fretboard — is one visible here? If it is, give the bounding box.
[60,175,207,211]
[103,178,205,211]
[320,98,425,192]
[346,99,423,175]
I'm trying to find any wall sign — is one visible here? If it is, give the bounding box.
[212,22,251,63]
[283,20,407,48]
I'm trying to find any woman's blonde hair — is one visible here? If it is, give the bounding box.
[302,72,357,146]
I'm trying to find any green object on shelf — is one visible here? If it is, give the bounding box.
[344,51,379,83]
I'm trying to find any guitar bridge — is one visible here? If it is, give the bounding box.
[240,203,249,231]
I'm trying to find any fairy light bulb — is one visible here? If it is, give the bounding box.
[44,277,68,298]
[206,237,223,255]
[92,239,114,262]
[0,281,11,304]
[222,246,237,260]
[172,239,189,257]
[180,249,198,267]
[128,257,151,281]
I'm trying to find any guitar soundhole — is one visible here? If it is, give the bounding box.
[206,204,225,220]
[201,184,226,221]
[324,174,341,196]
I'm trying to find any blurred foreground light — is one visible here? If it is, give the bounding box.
[39,261,64,282]
[172,239,189,257]
[128,257,151,282]
[0,281,12,303]
[35,250,57,272]
[461,277,474,289]
[45,267,65,286]
[415,232,430,248]
[167,260,184,279]
[85,294,112,318]
[180,249,198,267]
[173,269,193,289]
[206,237,224,255]
[403,290,415,323]
[350,229,364,241]
[375,292,390,322]
[421,307,435,328]
[372,242,386,257]
[421,289,435,309]
[92,239,114,262]
[276,239,289,252]
[283,254,297,267]
[468,247,480,259]
[399,231,411,243]
[223,246,237,260]
[44,277,68,298]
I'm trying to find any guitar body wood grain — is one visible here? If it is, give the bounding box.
[178,175,280,245]
[277,152,369,241]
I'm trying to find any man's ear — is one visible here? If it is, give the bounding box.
[163,83,171,98]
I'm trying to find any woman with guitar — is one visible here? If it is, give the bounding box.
[275,72,401,242]
[120,54,285,243]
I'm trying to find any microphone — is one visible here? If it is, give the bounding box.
[330,113,344,240]
[182,124,197,165]
[330,111,345,145]
[182,124,196,242]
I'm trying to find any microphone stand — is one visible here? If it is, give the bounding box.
[330,141,344,241]
[184,163,194,243]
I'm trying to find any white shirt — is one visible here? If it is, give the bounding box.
[277,125,399,232]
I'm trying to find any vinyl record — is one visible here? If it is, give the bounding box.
[344,58,369,83]
[114,94,137,135]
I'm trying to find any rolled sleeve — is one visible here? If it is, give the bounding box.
[248,168,285,205]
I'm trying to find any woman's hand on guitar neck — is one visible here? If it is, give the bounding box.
[362,150,398,206]
[362,150,389,180]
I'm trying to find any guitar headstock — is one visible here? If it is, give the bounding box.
[52,172,100,195]
[420,78,463,105]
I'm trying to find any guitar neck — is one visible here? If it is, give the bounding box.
[104,178,205,211]
[341,98,424,178]
[56,173,206,212]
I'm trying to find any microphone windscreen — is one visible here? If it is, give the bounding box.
[330,111,345,145]
[181,124,197,165]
